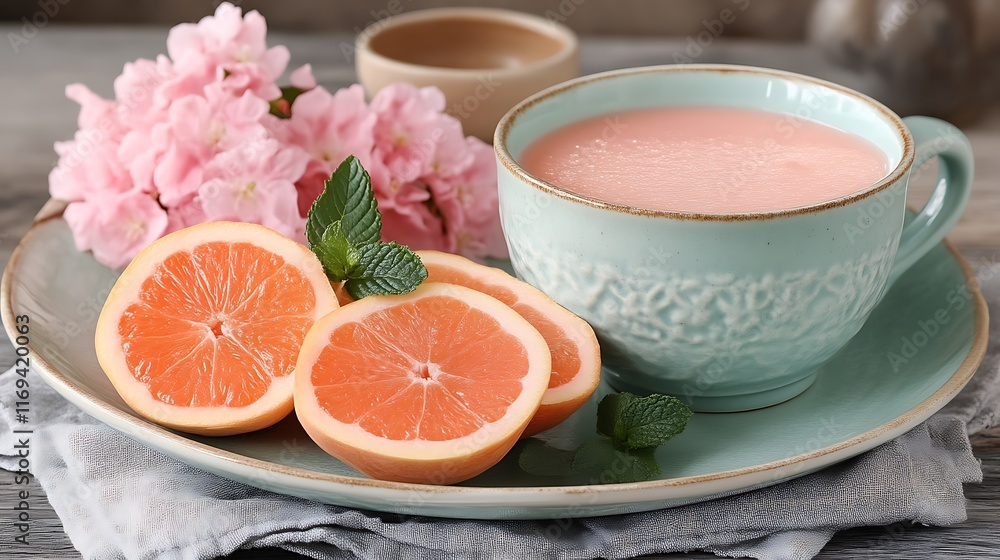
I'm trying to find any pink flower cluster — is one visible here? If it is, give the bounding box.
[50,2,506,269]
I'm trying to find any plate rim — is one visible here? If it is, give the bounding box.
[1,209,990,506]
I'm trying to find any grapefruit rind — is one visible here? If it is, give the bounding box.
[417,250,601,437]
[294,282,552,484]
[95,222,339,436]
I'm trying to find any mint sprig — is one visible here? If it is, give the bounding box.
[517,392,692,484]
[597,392,692,450]
[307,156,427,299]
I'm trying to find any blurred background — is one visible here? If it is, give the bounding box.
[0,0,817,36]
[3,0,998,124]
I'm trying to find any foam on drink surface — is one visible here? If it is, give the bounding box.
[519,107,890,214]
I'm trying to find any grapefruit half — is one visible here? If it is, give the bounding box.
[95,221,338,436]
[294,282,551,485]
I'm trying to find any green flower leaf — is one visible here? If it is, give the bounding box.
[268,86,307,118]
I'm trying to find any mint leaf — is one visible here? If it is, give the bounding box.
[313,222,359,280]
[572,441,660,483]
[517,440,576,477]
[597,393,692,450]
[344,242,428,299]
[306,156,381,248]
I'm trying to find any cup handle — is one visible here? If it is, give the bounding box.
[887,116,974,285]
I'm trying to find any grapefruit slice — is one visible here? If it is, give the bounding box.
[294,283,551,485]
[95,221,339,436]
[418,250,601,437]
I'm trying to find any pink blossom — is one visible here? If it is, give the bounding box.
[451,138,501,219]
[290,167,327,218]
[171,87,269,151]
[284,85,374,166]
[153,141,205,207]
[362,154,394,195]
[151,87,269,206]
[49,2,503,269]
[117,124,171,194]
[156,55,214,105]
[426,115,475,178]
[370,83,448,183]
[170,3,266,65]
[62,202,97,253]
[283,85,376,215]
[167,3,287,100]
[376,179,432,223]
[165,194,208,234]
[49,131,132,202]
[199,139,308,239]
[63,190,169,269]
[427,137,508,259]
[65,84,125,141]
[381,206,454,253]
[376,179,459,254]
[216,56,288,101]
[290,64,317,90]
[113,56,174,132]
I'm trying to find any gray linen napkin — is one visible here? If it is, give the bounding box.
[2,263,998,560]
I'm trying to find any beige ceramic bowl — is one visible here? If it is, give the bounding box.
[355,8,579,142]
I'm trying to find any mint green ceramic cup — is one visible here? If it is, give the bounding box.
[494,65,974,412]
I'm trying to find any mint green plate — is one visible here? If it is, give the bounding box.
[2,212,987,519]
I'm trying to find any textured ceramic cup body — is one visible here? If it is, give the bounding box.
[495,65,974,412]
[356,8,579,142]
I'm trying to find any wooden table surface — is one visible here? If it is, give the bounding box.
[1,25,998,559]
